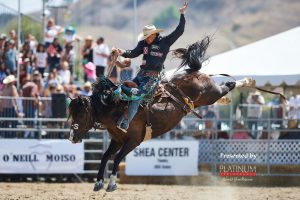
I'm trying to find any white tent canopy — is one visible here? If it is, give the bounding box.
[167,27,300,86]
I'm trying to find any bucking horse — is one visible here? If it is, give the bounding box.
[67,37,284,192]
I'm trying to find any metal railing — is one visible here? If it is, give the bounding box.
[1,96,300,179]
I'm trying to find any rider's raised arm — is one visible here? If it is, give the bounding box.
[121,41,143,58]
[164,13,185,46]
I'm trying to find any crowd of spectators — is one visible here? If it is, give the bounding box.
[0,18,133,132]
[0,18,299,140]
[193,91,300,140]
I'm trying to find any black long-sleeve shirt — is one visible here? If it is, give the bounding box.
[122,14,185,72]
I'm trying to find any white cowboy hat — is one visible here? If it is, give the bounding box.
[138,25,163,41]
[3,75,16,84]
[83,81,92,88]
[85,35,93,41]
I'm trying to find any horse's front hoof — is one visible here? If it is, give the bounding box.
[93,181,104,192]
[106,184,117,192]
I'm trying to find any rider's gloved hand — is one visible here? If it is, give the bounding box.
[225,81,236,91]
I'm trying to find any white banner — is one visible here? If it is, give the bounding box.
[0,139,84,174]
[125,140,199,176]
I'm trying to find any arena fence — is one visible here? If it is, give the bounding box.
[0,96,299,180]
[198,139,300,177]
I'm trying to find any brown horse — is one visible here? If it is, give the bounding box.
[67,38,251,192]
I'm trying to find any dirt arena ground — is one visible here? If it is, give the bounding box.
[1,183,300,200]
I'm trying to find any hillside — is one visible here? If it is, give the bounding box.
[67,0,300,69]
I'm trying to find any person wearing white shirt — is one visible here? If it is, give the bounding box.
[58,61,71,85]
[246,91,265,139]
[44,18,62,48]
[93,37,109,77]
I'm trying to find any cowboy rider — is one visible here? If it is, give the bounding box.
[114,2,188,133]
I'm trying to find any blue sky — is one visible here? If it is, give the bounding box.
[1,0,43,13]
[1,0,76,14]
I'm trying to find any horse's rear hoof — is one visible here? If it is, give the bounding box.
[93,181,104,192]
[106,184,117,192]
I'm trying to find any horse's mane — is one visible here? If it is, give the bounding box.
[172,36,211,72]
[92,76,117,94]
[69,95,91,119]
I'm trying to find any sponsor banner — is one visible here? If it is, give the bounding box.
[125,140,199,176]
[0,139,83,174]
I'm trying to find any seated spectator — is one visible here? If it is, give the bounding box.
[58,61,71,85]
[80,81,92,96]
[232,121,251,139]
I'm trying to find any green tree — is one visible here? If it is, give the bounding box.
[153,5,180,29]
[4,15,43,42]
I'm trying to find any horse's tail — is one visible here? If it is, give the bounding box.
[172,36,211,71]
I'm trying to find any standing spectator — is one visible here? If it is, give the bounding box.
[35,43,48,77]
[44,18,63,48]
[47,38,63,72]
[269,96,285,127]
[82,36,93,82]
[246,91,265,139]
[61,43,75,74]
[1,75,20,129]
[3,40,16,74]
[22,77,39,138]
[288,94,300,123]
[58,61,71,85]
[9,30,18,47]
[50,68,62,86]
[202,105,218,139]
[23,58,33,76]
[32,70,45,96]
[0,61,8,90]
[107,55,118,84]
[25,34,38,54]
[21,41,33,64]
[64,26,77,44]
[93,37,109,77]
[0,34,7,58]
